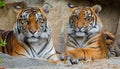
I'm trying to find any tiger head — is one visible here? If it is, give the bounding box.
[13,4,51,43]
[67,4,103,37]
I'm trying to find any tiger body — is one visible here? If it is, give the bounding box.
[0,4,59,61]
[60,4,115,64]
[66,31,114,60]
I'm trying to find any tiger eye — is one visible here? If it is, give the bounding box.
[38,18,44,23]
[21,20,28,25]
[85,16,92,21]
[73,15,78,20]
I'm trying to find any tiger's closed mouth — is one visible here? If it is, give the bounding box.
[26,36,40,42]
[28,36,41,39]
[32,36,40,39]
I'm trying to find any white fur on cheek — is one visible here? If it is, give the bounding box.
[13,23,25,41]
[40,22,51,39]
[89,25,101,33]
[17,33,25,41]
[67,27,73,34]
[40,32,49,39]
[67,23,74,34]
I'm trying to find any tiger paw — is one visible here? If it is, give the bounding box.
[60,52,81,65]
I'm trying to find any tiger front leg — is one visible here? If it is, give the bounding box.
[60,48,106,64]
[60,48,86,64]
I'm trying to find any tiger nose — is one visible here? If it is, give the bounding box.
[78,26,82,29]
[29,30,36,34]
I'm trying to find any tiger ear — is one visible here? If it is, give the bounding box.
[14,5,22,14]
[14,9,22,14]
[68,3,76,12]
[92,5,102,15]
[42,3,49,14]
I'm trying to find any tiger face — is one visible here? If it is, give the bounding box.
[67,4,103,37]
[14,5,50,43]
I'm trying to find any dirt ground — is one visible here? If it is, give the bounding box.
[0,0,120,68]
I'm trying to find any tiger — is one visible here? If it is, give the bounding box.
[60,4,115,64]
[0,3,59,63]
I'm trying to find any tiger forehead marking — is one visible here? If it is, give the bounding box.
[26,13,40,33]
[71,7,94,28]
[18,8,46,34]
[19,8,45,21]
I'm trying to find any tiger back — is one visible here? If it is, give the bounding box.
[0,30,14,55]
[60,4,115,64]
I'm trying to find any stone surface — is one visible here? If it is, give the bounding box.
[0,52,120,69]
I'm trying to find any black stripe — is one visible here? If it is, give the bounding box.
[68,38,78,47]
[38,37,51,56]
[87,40,98,45]
[19,43,31,56]
[42,46,54,58]
[6,31,14,55]
[17,21,21,34]
[38,40,50,55]
[5,31,11,54]
[69,35,80,47]
[23,37,37,57]
[47,54,56,59]
[23,38,36,57]
[15,51,26,56]
[90,46,100,49]
[29,46,36,57]
[29,46,35,57]
[37,43,49,56]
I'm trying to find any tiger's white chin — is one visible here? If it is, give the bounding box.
[27,38,39,42]
[76,32,86,37]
